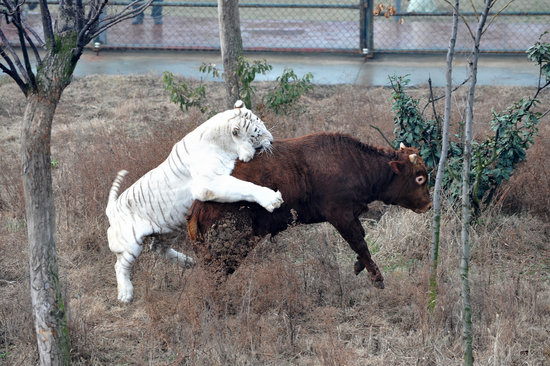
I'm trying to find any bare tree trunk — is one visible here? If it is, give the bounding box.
[1,1,153,363]
[19,32,83,365]
[429,0,459,311]
[21,92,70,365]
[461,1,492,364]
[218,0,243,109]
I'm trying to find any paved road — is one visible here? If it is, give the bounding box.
[75,50,541,87]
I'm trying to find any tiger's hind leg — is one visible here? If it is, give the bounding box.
[108,226,143,303]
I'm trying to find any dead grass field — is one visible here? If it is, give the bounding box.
[1,74,549,365]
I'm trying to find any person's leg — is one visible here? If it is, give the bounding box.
[132,3,144,24]
[152,0,163,25]
[94,11,107,44]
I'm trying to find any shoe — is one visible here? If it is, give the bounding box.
[132,18,143,25]
[154,18,163,25]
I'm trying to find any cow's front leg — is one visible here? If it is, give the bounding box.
[354,258,366,275]
[331,217,384,289]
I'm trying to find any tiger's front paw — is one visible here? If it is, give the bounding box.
[263,190,283,212]
[238,145,255,162]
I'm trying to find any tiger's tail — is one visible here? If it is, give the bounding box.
[108,170,129,204]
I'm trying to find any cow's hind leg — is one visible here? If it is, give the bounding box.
[331,217,384,289]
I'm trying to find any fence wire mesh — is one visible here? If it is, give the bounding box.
[90,0,361,52]
[2,0,549,53]
[374,0,550,53]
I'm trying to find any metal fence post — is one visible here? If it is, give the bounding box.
[360,0,374,57]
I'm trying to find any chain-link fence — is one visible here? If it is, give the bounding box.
[372,0,550,53]
[2,0,550,54]
[91,0,362,52]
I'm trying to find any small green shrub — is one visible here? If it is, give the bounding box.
[470,98,541,209]
[389,74,441,176]
[235,57,272,108]
[527,31,550,83]
[198,62,221,79]
[200,57,272,109]
[263,67,314,115]
[162,71,208,114]
[388,33,550,213]
[167,58,313,116]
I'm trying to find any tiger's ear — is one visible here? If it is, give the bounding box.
[232,126,239,136]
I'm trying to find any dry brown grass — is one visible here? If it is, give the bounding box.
[1,74,549,365]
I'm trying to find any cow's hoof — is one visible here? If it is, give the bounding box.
[354,260,365,275]
[373,280,385,289]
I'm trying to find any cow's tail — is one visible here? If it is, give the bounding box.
[186,212,202,241]
[186,201,207,242]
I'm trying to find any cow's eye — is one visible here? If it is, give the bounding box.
[416,175,426,185]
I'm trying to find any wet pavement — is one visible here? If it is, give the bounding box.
[75,49,541,87]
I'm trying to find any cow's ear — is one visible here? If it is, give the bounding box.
[389,161,404,174]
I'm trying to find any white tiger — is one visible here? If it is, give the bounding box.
[106,101,283,303]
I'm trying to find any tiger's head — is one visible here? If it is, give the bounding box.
[230,100,273,162]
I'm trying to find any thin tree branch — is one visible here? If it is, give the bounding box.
[22,17,45,47]
[0,1,43,90]
[442,0,475,40]
[0,28,29,84]
[427,76,441,170]
[98,0,154,30]
[469,0,479,21]
[430,0,459,311]
[422,76,470,112]
[12,12,37,91]
[21,19,44,65]
[39,0,55,45]
[0,38,28,93]
[92,8,150,36]
[461,1,493,364]
[77,0,153,51]
[427,77,439,120]
[76,0,83,31]
[536,60,543,89]
[0,60,27,93]
[370,124,395,149]
[76,0,108,50]
[482,0,514,36]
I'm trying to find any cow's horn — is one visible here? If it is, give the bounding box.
[409,154,417,164]
[400,142,406,149]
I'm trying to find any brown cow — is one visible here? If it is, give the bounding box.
[187,132,432,289]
